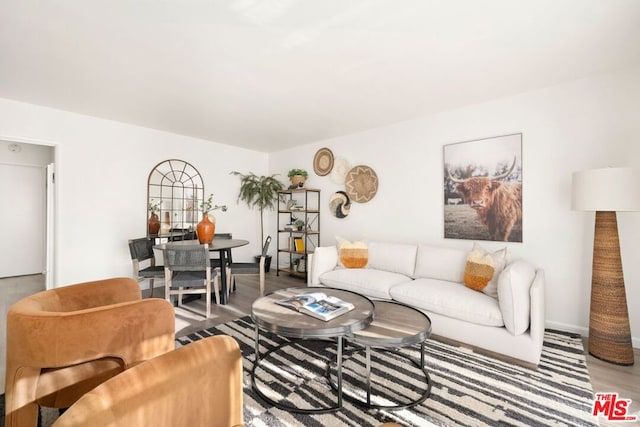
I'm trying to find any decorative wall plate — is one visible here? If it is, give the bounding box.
[313,147,334,176]
[345,165,378,203]
[330,157,351,184]
[329,191,351,218]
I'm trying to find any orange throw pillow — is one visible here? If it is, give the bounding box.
[463,243,507,298]
[336,237,368,268]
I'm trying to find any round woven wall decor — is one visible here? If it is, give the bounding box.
[313,147,334,176]
[331,157,351,184]
[329,191,351,218]
[345,165,378,203]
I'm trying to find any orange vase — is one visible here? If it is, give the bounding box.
[148,212,160,235]
[196,213,216,244]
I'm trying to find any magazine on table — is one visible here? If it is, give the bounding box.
[275,292,355,321]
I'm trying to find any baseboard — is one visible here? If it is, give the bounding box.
[546,320,640,349]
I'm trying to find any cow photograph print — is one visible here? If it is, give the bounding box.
[444,133,522,242]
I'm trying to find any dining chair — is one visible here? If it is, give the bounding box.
[128,237,165,297]
[163,243,220,318]
[169,228,196,241]
[227,236,271,298]
[210,232,233,269]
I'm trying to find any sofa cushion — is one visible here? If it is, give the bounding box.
[414,244,468,282]
[498,260,536,335]
[319,268,411,300]
[367,242,417,277]
[463,243,507,299]
[389,278,504,327]
[336,237,368,268]
[463,246,495,291]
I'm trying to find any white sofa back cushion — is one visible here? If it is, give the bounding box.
[367,242,418,277]
[390,278,504,327]
[498,260,537,335]
[414,244,468,282]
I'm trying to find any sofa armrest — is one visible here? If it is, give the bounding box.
[529,269,546,347]
[308,246,338,285]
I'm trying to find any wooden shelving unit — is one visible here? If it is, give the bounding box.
[276,188,320,280]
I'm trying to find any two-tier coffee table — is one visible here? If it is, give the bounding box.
[251,287,374,413]
[331,300,432,410]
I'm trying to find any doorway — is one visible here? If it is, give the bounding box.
[0,140,55,280]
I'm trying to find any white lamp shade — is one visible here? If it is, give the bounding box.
[572,167,640,211]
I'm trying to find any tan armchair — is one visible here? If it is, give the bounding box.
[52,335,244,427]
[4,277,175,427]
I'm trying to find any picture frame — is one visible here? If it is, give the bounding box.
[294,237,305,252]
[443,133,523,242]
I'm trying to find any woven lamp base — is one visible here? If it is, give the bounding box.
[588,211,634,366]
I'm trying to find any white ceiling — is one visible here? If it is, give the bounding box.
[1,1,639,152]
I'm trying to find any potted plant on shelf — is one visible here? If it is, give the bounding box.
[287,169,308,188]
[231,171,284,271]
[197,193,228,244]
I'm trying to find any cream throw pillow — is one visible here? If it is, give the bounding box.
[463,243,507,298]
[336,236,368,268]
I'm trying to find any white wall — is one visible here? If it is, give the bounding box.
[269,65,640,345]
[0,98,270,286]
[1,65,638,344]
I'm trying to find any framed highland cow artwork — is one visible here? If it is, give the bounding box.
[443,133,523,242]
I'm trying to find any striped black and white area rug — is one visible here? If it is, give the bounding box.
[177,316,597,427]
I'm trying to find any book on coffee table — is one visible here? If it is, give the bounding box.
[275,292,355,321]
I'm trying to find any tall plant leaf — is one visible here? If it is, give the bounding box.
[231,171,284,243]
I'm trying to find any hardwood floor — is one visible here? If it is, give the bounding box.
[0,274,46,394]
[2,272,639,425]
[583,337,640,426]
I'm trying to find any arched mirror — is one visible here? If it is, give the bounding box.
[147,159,204,237]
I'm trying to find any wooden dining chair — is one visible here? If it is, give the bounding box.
[227,236,271,298]
[163,243,220,318]
[128,237,165,297]
[210,233,233,269]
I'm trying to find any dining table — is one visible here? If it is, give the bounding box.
[155,238,249,305]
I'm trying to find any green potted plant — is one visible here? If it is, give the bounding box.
[230,171,285,271]
[287,168,308,188]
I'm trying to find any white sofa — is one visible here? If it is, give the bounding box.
[308,241,545,365]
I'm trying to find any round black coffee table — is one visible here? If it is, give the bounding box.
[331,300,432,410]
[251,287,374,413]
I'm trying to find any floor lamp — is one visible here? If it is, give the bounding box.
[572,167,639,366]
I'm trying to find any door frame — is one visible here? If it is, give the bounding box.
[1,135,57,287]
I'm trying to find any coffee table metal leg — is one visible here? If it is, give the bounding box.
[366,345,372,405]
[328,343,431,410]
[337,336,343,409]
[252,337,343,413]
[254,323,260,363]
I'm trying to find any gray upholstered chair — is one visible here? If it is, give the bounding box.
[227,236,271,297]
[128,237,164,297]
[209,232,233,270]
[163,243,220,318]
